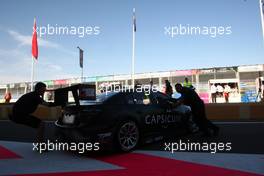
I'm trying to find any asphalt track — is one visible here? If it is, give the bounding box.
[0,120,263,176]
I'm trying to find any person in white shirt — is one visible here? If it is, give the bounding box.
[210,84,217,103]
[216,84,224,97]
[224,84,231,103]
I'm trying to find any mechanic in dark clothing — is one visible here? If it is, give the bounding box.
[174,83,219,137]
[10,82,53,142]
[165,80,173,97]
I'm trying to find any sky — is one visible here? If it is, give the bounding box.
[0,0,263,84]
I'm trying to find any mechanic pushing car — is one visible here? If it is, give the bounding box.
[10,82,55,142]
[174,83,219,137]
[165,80,173,97]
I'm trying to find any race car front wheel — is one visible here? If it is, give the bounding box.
[116,120,139,152]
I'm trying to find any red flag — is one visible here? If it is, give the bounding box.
[32,18,38,60]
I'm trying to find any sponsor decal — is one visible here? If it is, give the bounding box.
[145,114,181,125]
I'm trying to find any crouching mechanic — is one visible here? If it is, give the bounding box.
[9,82,56,142]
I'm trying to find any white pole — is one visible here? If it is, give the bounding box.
[258,0,264,99]
[132,8,136,87]
[260,0,264,41]
[31,56,35,91]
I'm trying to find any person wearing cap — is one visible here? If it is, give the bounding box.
[10,82,55,142]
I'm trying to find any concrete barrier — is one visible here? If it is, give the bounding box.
[206,103,264,120]
[0,103,62,121]
[0,103,263,121]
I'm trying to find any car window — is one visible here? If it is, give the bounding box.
[96,92,117,102]
[147,92,157,104]
[68,91,76,103]
[152,92,170,105]
[143,93,151,105]
[125,93,135,104]
[133,92,144,104]
[132,92,153,105]
[106,93,126,104]
[80,92,117,105]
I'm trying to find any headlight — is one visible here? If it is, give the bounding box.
[62,114,75,124]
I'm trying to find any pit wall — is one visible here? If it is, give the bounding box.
[0,103,263,121]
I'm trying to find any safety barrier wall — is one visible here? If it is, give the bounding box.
[206,103,264,120]
[0,103,263,121]
[0,104,61,121]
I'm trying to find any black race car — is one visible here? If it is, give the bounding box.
[54,84,195,152]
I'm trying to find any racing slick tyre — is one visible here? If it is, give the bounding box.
[115,120,140,152]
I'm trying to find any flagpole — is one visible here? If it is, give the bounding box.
[259,0,264,81]
[31,56,35,91]
[77,46,84,83]
[81,67,83,83]
[260,0,264,41]
[132,8,136,87]
[31,17,38,91]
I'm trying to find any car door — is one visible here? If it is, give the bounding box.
[152,92,183,129]
[131,91,166,134]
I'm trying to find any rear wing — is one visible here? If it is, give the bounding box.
[54,84,96,107]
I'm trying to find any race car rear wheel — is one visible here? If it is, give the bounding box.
[116,120,139,152]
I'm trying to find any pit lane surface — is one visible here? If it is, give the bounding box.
[142,121,264,154]
[0,121,263,176]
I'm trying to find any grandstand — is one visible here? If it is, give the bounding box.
[0,64,263,103]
